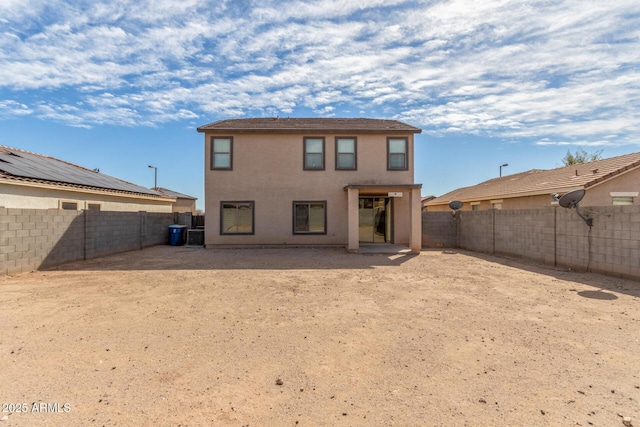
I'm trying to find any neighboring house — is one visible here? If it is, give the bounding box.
[154,187,197,213]
[0,146,175,212]
[197,118,423,252]
[425,152,640,211]
[421,195,435,211]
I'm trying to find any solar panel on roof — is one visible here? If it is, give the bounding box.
[0,150,158,195]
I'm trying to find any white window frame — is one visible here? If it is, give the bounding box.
[610,192,638,206]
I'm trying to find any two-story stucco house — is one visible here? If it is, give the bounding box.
[197,118,423,253]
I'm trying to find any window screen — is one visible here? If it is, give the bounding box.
[304,138,324,170]
[212,137,233,169]
[388,138,407,170]
[221,202,254,234]
[336,137,356,169]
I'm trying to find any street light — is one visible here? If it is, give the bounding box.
[500,163,508,177]
[148,165,157,189]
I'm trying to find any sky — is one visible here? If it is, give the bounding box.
[1,0,639,211]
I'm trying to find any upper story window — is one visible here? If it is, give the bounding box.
[211,137,233,170]
[387,137,408,170]
[335,137,357,170]
[304,137,325,170]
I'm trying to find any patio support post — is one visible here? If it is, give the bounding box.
[347,187,359,252]
[409,187,422,253]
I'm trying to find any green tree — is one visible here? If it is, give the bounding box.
[561,148,603,165]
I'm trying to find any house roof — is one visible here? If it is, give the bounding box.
[0,145,172,200]
[197,118,422,134]
[426,151,640,205]
[155,187,197,200]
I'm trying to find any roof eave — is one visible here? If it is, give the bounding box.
[197,127,421,134]
[425,186,585,205]
[0,177,176,202]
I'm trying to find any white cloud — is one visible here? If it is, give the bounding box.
[0,0,638,145]
[0,100,32,117]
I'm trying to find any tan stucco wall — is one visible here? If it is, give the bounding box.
[0,183,174,212]
[582,170,640,206]
[171,198,196,213]
[203,132,416,246]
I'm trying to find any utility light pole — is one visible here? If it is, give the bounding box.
[500,163,508,177]
[148,165,157,189]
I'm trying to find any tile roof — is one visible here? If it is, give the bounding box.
[426,151,640,205]
[155,187,197,200]
[0,146,172,200]
[197,118,422,134]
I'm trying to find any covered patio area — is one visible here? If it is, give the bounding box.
[344,183,422,253]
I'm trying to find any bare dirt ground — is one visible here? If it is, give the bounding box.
[1,246,639,427]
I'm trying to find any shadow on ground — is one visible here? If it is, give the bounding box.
[47,245,640,299]
[453,249,640,299]
[51,245,418,272]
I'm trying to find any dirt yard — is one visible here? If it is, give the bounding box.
[0,246,639,427]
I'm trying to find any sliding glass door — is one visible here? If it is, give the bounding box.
[358,197,391,243]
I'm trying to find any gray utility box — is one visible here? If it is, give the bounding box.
[186,229,205,247]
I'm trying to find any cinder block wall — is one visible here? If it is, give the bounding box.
[459,210,494,254]
[85,211,142,260]
[567,205,640,278]
[1,208,180,275]
[494,208,556,264]
[421,211,457,248]
[1,208,84,274]
[424,206,640,280]
[145,212,185,247]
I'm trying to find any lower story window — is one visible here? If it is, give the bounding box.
[220,201,254,234]
[610,192,637,206]
[293,201,326,234]
[612,196,634,205]
[60,201,78,210]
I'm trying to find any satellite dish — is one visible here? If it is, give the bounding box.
[558,189,592,227]
[558,189,585,208]
[449,200,463,211]
[448,200,463,220]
